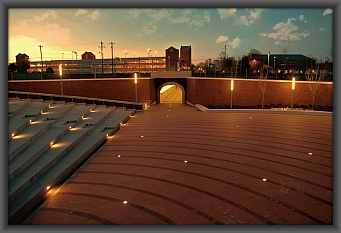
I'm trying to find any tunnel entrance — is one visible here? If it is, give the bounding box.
[157,82,185,104]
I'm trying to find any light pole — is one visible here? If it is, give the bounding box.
[125,51,128,73]
[72,51,78,73]
[38,45,43,79]
[59,64,63,95]
[147,49,151,57]
[274,57,277,79]
[230,79,234,109]
[291,77,295,109]
[134,73,138,102]
[109,42,115,74]
[62,53,64,59]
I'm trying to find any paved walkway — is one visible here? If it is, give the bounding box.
[25,103,333,225]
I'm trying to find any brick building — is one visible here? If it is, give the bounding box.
[15,53,29,64]
[165,46,179,71]
[180,45,191,70]
[82,51,96,60]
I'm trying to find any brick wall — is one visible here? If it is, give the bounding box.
[187,78,333,107]
[8,78,154,103]
[8,78,333,107]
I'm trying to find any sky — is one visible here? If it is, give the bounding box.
[8,7,333,65]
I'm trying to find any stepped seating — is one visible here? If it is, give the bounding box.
[8,97,136,224]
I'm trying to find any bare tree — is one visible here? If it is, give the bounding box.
[305,63,328,110]
[258,64,269,108]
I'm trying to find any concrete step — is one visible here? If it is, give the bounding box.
[8,99,30,119]
[8,104,75,162]
[8,106,116,202]
[8,104,94,181]
[9,101,52,140]
[8,108,135,224]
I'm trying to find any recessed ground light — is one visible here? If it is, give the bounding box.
[167,115,169,117]
[12,133,15,137]
[236,126,239,127]
[141,135,144,138]
[41,111,43,114]
[118,155,121,157]
[50,142,53,146]
[250,117,252,119]
[308,152,312,155]
[46,186,51,190]
[69,126,72,129]
[263,178,267,181]
[184,161,188,163]
[123,201,128,204]
[106,134,109,137]
[29,119,32,123]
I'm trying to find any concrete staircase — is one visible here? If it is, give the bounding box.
[8,98,136,224]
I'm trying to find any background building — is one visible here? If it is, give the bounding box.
[165,46,179,71]
[15,53,29,64]
[180,45,191,70]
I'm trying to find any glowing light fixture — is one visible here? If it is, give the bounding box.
[292,77,295,90]
[123,201,128,204]
[263,179,267,181]
[184,161,188,163]
[50,142,53,146]
[12,133,15,137]
[308,152,312,155]
[291,77,295,109]
[141,135,144,138]
[231,79,234,91]
[118,155,121,157]
[46,186,51,190]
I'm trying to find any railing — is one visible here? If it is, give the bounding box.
[8,91,147,111]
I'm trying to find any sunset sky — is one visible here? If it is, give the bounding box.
[8,7,333,65]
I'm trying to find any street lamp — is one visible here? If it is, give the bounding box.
[291,77,295,109]
[134,73,138,102]
[274,57,277,79]
[230,79,234,109]
[125,51,128,73]
[147,49,151,57]
[59,64,63,95]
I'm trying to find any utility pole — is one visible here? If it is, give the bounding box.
[109,42,115,74]
[38,45,43,79]
[224,45,227,59]
[99,41,105,74]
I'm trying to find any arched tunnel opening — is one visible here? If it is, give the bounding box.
[159,83,184,104]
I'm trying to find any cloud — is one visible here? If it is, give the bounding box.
[204,10,210,23]
[216,36,228,43]
[319,27,327,32]
[88,10,100,22]
[168,9,191,24]
[75,9,87,16]
[126,9,142,19]
[260,17,310,42]
[32,10,57,22]
[150,9,173,21]
[188,14,206,29]
[142,22,157,34]
[239,9,263,25]
[217,8,236,20]
[323,9,332,16]
[298,15,307,23]
[228,36,241,49]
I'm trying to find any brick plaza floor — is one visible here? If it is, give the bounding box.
[25,103,333,225]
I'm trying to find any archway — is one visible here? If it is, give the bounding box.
[157,82,185,104]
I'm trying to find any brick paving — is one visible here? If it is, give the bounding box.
[25,103,333,225]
